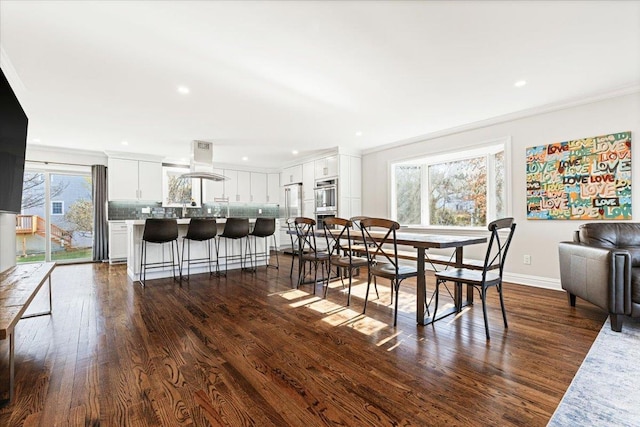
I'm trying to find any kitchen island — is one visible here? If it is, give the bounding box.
[125,218,275,282]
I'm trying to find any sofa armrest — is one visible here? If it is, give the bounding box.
[558,241,631,315]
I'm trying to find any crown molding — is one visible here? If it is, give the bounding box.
[363,85,640,156]
[0,46,31,114]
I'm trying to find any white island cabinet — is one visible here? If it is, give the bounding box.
[125,218,275,282]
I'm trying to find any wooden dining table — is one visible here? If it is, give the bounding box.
[288,228,487,325]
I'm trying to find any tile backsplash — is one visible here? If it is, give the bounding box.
[108,201,280,221]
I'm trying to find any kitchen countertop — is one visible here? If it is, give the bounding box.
[125,218,259,225]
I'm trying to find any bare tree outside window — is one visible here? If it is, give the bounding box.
[392,143,506,228]
[21,172,68,210]
[428,157,486,227]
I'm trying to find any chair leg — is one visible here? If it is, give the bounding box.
[139,241,146,287]
[180,239,187,281]
[272,235,279,269]
[481,287,490,340]
[346,268,353,306]
[393,279,400,326]
[363,274,372,314]
[498,283,508,328]
[433,279,441,320]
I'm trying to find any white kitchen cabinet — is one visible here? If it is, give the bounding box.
[223,170,237,199]
[204,168,225,202]
[250,172,267,203]
[302,161,315,201]
[224,170,251,202]
[267,173,280,204]
[282,165,303,184]
[303,199,315,219]
[108,158,162,201]
[315,156,338,179]
[108,221,128,263]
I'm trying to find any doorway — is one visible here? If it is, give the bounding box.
[16,168,93,263]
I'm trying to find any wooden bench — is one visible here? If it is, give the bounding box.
[0,262,55,405]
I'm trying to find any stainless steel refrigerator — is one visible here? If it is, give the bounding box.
[284,183,303,218]
[282,183,303,253]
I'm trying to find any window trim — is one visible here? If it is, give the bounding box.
[389,136,512,231]
[51,200,64,216]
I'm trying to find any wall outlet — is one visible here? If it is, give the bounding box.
[207,208,211,214]
[258,208,262,214]
[141,207,151,214]
[523,254,531,265]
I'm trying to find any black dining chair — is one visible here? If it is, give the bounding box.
[247,217,279,270]
[139,218,180,287]
[286,217,309,278]
[360,217,420,326]
[323,217,369,305]
[180,218,219,280]
[433,217,516,340]
[294,217,331,294]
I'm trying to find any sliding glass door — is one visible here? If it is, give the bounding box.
[16,169,93,263]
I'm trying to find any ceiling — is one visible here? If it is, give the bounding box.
[1,1,639,168]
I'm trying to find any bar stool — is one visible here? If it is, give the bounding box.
[247,217,279,270]
[139,218,180,287]
[180,218,219,280]
[216,217,252,275]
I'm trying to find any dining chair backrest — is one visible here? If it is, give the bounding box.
[323,217,354,258]
[349,216,369,232]
[294,217,319,256]
[359,218,401,273]
[482,217,516,279]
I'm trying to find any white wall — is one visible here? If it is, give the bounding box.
[362,91,640,289]
[0,213,16,272]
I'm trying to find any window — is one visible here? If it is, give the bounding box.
[161,165,202,207]
[51,201,64,215]
[391,140,509,228]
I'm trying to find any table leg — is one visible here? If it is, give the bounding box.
[0,331,14,406]
[416,247,426,325]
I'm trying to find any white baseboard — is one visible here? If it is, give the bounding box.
[502,272,562,291]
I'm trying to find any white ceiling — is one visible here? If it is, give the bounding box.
[1,1,639,168]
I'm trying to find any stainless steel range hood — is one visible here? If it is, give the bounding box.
[179,171,228,181]
[179,141,228,181]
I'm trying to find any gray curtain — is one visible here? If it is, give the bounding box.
[92,164,108,261]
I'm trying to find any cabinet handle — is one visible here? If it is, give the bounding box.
[290,174,293,183]
[236,194,240,202]
[251,195,254,202]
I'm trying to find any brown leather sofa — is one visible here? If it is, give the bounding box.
[559,223,640,331]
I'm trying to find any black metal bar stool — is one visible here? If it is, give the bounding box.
[247,217,279,270]
[216,217,252,275]
[139,218,180,287]
[180,218,219,280]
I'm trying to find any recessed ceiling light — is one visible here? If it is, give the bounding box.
[292,150,299,155]
[355,131,363,137]
[242,156,248,161]
[514,80,527,88]
[121,140,129,146]
[177,86,190,94]
[33,138,41,143]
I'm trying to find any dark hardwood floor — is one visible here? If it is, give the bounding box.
[0,255,606,426]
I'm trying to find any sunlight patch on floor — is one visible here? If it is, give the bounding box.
[277,289,310,300]
[289,296,322,307]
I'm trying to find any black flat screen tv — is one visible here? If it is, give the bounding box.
[0,67,28,214]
